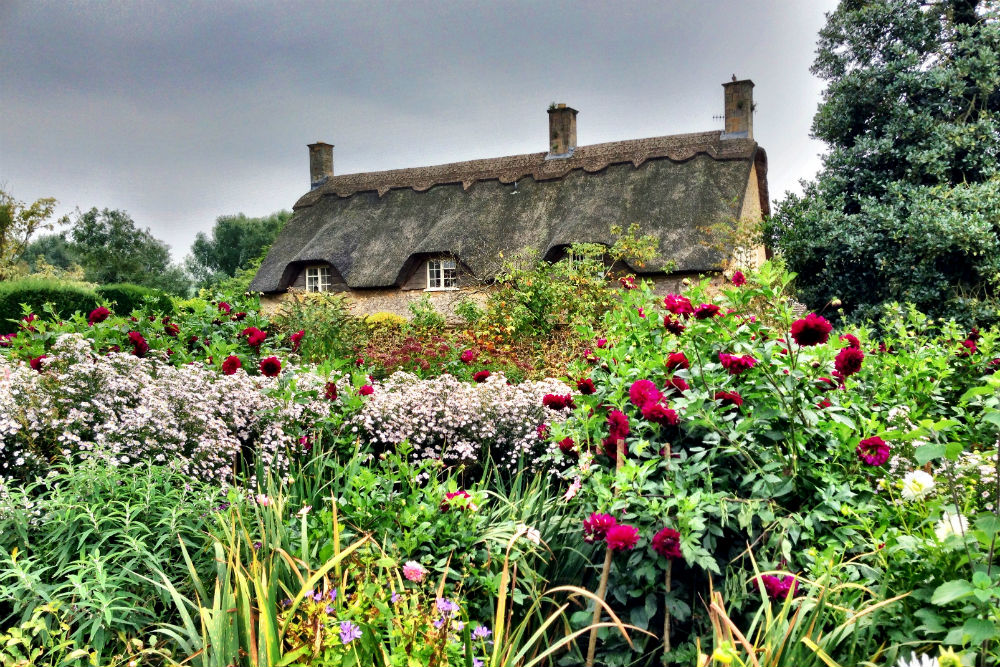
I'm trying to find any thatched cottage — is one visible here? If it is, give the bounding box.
[251,78,769,315]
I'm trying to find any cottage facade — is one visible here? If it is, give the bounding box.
[251,78,769,316]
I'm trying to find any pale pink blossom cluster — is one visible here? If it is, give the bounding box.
[357,371,572,470]
[0,334,346,485]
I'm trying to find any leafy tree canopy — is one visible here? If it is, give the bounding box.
[769,0,1000,326]
[0,188,61,280]
[185,210,290,287]
[69,207,192,295]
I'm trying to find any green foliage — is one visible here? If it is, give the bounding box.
[186,210,290,287]
[769,0,1000,326]
[272,292,366,366]
[408,295,446,332]
[454,297,485,326]
[68,207,192,295]
[18,231,80,274]
[0,277,99,334]
[0,188,61,281]
[95,282,175,315]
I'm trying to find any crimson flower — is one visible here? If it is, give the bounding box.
[576,377,596,394]
[324,381,338,400]
[651,527,683,559]
[816,377,838,391]
[596,338,608,349]
[218,302,232,314]
[663,294,694,317]
[839,334,861,349]
[988,358,1000,374]
[663,315,686,335]
[260,356,282,377]
[127,331,149,357]
[543,393,575,411]
[693,303,721,319]
[0,333,16,348]
[221,355,242,375]
[440,490,474,512]
[291,330,305,352]
[665,376,689,394]
[29,355,47,372]
[232,311,248,321]
[856,436,889,466]
[241,326,267,349]
[835,346,864,377]
[665,352,690,371]
[715,390,743,408]
[790,313,833,346]
[605,524,639,551]
[719,352,757,375]
[88,307,111,326]
[359,384,374,396]
[557,437,575,455]
[817,398,832,409]
[460,349,478,364]
[641,401,679,426]
[473,370,491,383]
[164,322,180,337]
[629,379,661,409]
[730,271,746,286]
[756,574,798,601]
[583,513,617,543]
[619,275,637,289]
[958,339,977,357]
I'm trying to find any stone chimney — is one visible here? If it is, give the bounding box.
[308,142,334,190]
[722,78,754,139]
[547,103,578,158]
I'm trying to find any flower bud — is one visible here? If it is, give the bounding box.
[682,278,691,286]
[830,298,842,307]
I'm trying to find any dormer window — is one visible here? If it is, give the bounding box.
[305,265,332,292]
[426,258,457,290]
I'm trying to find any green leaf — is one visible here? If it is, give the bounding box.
[931,579,974,605]
[914,443,946,465]
[975,514,1000,538]
[962,618,1000,645]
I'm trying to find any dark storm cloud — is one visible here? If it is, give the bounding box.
[0,1,837,260]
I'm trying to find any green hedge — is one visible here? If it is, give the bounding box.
[0,278,100,334]
[96,284,175,316]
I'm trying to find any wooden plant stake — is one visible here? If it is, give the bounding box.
[663,441,672,661]
[585,438,625,667]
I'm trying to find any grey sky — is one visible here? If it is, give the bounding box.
[1,1,839,263]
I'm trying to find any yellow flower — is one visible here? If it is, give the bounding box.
[712,640,738,664]
[938,647,962,667]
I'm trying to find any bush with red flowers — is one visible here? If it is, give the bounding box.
[259,356,282,377]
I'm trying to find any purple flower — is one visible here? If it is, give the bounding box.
[474,659,485,667]
[339,620,362,644]
[436,597,459,616]
[391,592,401,603]
[328,588,337,602]
[472,625,492,640]
[325,605,334,614]
[312,590,324,602]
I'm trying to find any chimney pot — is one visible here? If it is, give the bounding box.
[547,104,578,158]
[722,78,754,139]
[308,142,334,190]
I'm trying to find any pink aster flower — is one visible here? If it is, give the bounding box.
[605,523,639,551]
[856,436,890,466]
[402,560,426,582]
[583,512,617,543]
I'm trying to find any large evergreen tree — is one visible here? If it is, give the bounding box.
[770,0,1000,324]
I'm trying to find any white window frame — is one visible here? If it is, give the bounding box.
[426,258,458,291]
[305,265,332,292]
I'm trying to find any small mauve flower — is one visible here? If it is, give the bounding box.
[715,390,743,408]
[576,377,596,394]
[663,294,694,317]
[359,384,374,396]
[259,356,282,377]
[790,313,833,346]
[663,315,686,335]
[731,271,746,286]
[719,352,757,375]
[29,354,47,372]
[218,302,232,314]
[839,334,861,349]
[856,436,890,466]
[460,348,478,364]
[651,527,683,559]
[557,436,575,455]
[291,330,305,352]
[402,560,426,582]
[605,523,639,551]
[665,352,690,371]
[693,303,721,319]
[629,379,661,409]
[619,275,637,289]
[583,512,617,543]
[88,307,111,326]
[127,331,149,357]
[835,346,864,377]
[324,381,338,400]
[641,401,679,426]
[473,370,491,383]
[339,621,362,645]
[221,355,242,375]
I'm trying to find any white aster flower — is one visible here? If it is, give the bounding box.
[516,523,541,545]
[895,652,938,667]
[900,470,935,501]
[934,510,969,541]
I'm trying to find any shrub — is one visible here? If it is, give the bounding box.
[407,295,446,331]
[272,292,365,365]
[95,283,174,315]
[366,311,408,330]
[0,277,99,334]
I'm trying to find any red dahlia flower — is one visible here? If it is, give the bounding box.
[835,346,864,377]
[715,390,743,408]
[605,524,640,551]
[693,303,721,319]
[596,338,608,349]
[88,307,111,326]
[460,349,478,364]
[440,490,475,512]
[629,379,661,409]
[663,315,686,335]
[663,294,694,317]
[0,332,16,348]
[756,574,798,601]
[651,527,683,559]
[359,384,374,396]
[324,381,338,400]
[719,352,757,375]
[817,399,832,409]
[218,302,232,314]
[557,437,575,455]
[543,393,575,411]
[839,334,861,349]
[29,355,47,372]
[576,377,596,394]
[665,376,689,394]
[127,331,149,357]
[221,355,242,375]
[641,402,679,426]
[958,339,977,357]
[583,512,617,543]
[473,370,491,383]
[856,436,890,466]
[259,356,282,377]
[730,271,746,286]
[619,275,637,289]
[291,330,305,352]
[232,311,248,321]
[665,352,690,371]
[164,322,180,337]
[790,313,833,346]
[241,326,267,349]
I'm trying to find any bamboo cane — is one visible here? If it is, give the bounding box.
[585,438,625,667]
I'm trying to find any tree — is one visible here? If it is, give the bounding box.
[69,208,192,295]
[20,232,80,272]
[0,188,61,280]
[185,210,290,286]
[768,0,1000,325]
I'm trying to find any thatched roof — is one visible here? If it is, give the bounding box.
[251,130,768,292]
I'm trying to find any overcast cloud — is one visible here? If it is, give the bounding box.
[1,1,839,262]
